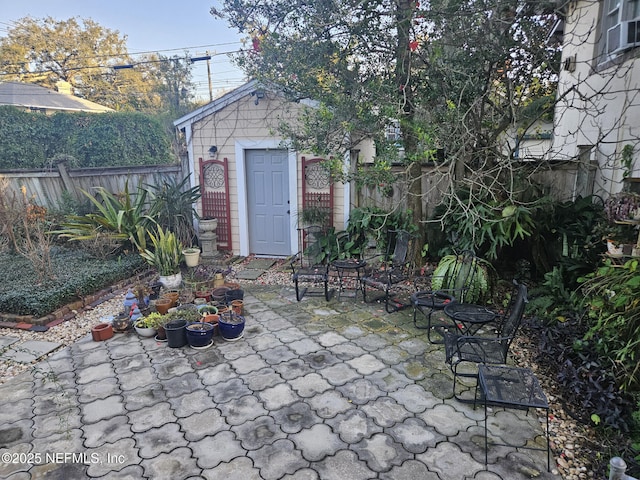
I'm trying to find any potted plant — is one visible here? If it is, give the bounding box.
[140,312,168,340]
[297,206,331,228]
[154,313,170,341]
[134,315,158,338]
[186,321,215,348]
[604,191,640,223]
[197,304,219,322]
[601,192,640,256]
[139,226,184,289]
[218,311,246,341]
[600,222,639,256]
[182,246,201,268]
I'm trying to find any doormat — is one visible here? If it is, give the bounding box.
[235,258,277,280]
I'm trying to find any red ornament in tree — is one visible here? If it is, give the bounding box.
[252,36,261,52]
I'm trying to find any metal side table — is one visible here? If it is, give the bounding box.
[478,364,550,472]
[331,259,367,299]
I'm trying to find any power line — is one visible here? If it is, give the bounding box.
[0,49,245,76]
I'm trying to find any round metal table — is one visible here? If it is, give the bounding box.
[443,302,498,335]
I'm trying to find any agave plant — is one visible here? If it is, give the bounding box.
[53,180,156,251]
[139,226,183,276]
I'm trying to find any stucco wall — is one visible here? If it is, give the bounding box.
[552,0,640,197]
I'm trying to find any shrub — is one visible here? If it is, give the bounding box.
[0,248,146,317]
[0,106,175,169]
[144,175,201,247]
[52,181,155,252]
[579,258,640,392]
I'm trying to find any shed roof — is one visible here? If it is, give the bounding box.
[173,79,260,129]
[173,79,318,129]
[0,81,113,113]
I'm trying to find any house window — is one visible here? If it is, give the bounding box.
[600,0,640,60]
[385,121,402,142]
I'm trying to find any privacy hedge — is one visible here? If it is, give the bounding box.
[0,106,175,169]
[0,248,147,317]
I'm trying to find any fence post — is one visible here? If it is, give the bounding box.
[57,162,80,201]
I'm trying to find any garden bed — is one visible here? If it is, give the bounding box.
[0,247,148,324]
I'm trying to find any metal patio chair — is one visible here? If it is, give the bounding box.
[290,225,332,301]
[411,250,480,343]
[361,229,415,313]
[443,280,528,403]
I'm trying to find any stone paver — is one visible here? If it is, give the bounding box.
[0,286,560,480]
[1,340,61,363]
[291,424,347,461]
[0,335,19,349]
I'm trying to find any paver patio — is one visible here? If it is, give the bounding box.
[0,284,560,479]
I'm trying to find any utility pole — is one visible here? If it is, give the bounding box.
[192,52,214,102]
[206,51,213,102]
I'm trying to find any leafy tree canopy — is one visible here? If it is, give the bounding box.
[0,16,196,116]
[212,0,560,256]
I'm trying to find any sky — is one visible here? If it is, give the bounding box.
[0,0,248,101]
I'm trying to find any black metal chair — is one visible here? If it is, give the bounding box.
[360,229,415,313]
[443,280,528,403]
[290,226,332,301]
[411,250,480,343]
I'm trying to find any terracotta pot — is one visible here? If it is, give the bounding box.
[155,298,172,315]
[195,290,212,302]
[91,323,114,341]
[231,300,244,316]
[162,290,180,307]
[202,313,219,324]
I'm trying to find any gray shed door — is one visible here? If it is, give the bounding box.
[245,149,291,256]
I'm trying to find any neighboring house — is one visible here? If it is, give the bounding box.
[0,81,113,114]
[502,120,553,161]
[174,79,372,257]
[550,0,640,199]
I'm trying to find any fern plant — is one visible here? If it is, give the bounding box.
[430,253,493,303]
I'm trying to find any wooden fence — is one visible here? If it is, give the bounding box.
[356,160,594,219]
[1,158,590,230]
[0,163,184,209]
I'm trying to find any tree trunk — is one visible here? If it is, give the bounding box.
[396,0,424,265]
